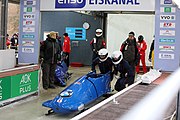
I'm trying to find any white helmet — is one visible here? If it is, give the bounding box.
[95,29,103,37]
[98,48,108,62]
[111,51,123,65]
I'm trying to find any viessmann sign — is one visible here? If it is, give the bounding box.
[40,0,155,11]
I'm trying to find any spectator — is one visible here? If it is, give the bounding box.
[63,33,71,68]
[111,51,134,91]
[6,34,11,48]
[56,33,62,52]
[120,31,139,82]
[40,31,61,90]
[136,35,147,74]
[149,35,155,68]
[10,33,18,49]
[90,29,106,63]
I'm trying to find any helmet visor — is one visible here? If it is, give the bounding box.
[112,56,121,64]
[99,55,106,59]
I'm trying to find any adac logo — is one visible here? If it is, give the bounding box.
[55,0,86,8]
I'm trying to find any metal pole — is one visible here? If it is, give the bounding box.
[0,0,8,49]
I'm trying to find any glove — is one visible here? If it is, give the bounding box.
[57,61,61,64]
[90,70,96,73]
[114,75,120,79]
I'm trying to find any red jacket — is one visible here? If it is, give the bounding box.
[137,40,147,55]
[63,36,71,53]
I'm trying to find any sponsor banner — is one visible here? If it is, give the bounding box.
[23,20,35,26]
[160,0,172,5]
[23,27,35,32]
[11,71,38,97]
[0,77,11,101]
[155,0,180,71]
[159,53,174,59]
[160,30,175,36]
[24,7,36,12]
[22,34,35,39]
[160,7,176,13]
[159,38,175,44]
[160,22,175,28]
[22,41,35,46]
[22,47,34,53]
[159,45,175,52]
[160,15,176,20]
[23,14,35,19]
[24,1,36,6]
[19,0,40,64]
[40,0,155,11]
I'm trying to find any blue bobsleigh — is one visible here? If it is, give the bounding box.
[42,71,111,114]
[54,61,69,87]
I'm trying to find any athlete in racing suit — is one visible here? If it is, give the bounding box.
[112,51,134,92]
[136,35,147,74]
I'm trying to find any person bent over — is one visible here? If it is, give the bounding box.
[91,48,113,74]
[111,51,134,92]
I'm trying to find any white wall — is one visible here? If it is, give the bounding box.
[107,14,155,66]
[0,49,16,71]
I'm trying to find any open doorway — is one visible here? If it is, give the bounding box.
[107,13,155,66]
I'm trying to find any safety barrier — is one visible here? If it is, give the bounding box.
[71,68,180,120]
[120,68,180,120]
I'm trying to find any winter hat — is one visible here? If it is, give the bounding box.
[129,31,135,36]
[63,33,68,37]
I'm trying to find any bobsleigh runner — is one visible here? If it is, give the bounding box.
[42,71,111,115]
[54,61,72,87]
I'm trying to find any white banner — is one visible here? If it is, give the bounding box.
[159,45,175,52]
[159,53,174,59]
[40,0,155,11]
[160,30,175,36]
[160,22,175,28]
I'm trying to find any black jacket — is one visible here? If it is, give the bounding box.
[113,59,134,78]
[149,40,154,59]
[120,38,139,65]
[91,57,113,74]
[40,37,60,64]
[90,36,106,52]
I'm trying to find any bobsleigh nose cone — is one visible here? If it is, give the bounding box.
[42,100,53,108]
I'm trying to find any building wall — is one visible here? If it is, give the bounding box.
[40,11,103,65]
[7,3,20,37]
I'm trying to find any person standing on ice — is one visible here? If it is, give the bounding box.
[90,28,106,63]
[136,35,147,74]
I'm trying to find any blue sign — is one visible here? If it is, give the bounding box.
[55,0,86,8]
[159,38,175,44]
[22,35,35,39]
[65,27,86,40]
